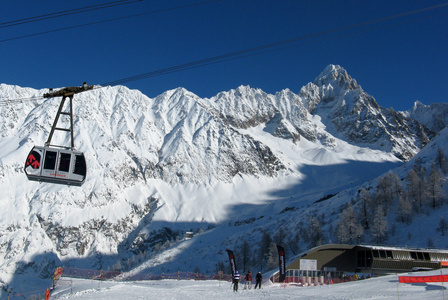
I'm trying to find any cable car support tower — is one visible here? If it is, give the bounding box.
[24,82,93,186]
[43,82,93,149]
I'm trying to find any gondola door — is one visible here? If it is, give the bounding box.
[40,149,59,180]
[71,152,87,184]
[41,150,74,182]
[55,150,72,181]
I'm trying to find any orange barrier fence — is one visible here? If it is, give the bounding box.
[0,287,50,300]
[58,267,233,282]
[399,274,448,283]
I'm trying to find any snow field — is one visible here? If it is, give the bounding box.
[51,270,448,300]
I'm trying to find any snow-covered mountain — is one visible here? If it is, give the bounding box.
[0,65,446,296]
[402,100,448,132]
[300,65,435,160]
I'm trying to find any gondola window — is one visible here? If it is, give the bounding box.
[59,153,71,172]
[44,151,57,170]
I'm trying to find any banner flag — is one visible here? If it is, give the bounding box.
[277,245,286,282]
[399,275,448,283]
[54,267,63,281]
[226,249,237,276]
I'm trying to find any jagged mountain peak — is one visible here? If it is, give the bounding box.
[403,100,448,132]
[314,64,359,91]
[156,86,199,100]
[221,84,265,95]
[298,65,434,160]
[207,85,274,128]
[211,85,271,110]
[303,65,367,114]
[413,100,425,109]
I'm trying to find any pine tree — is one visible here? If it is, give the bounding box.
[274,227,286,246]
[258,231,273,270]
[376,171,402,213]
[358,189,373,229]
[241,240,251,273]
[388,171,403,201]
[436,147,448,174]
[427,162,445,208]
[266,242,278,270]
[397,195,413,224]
[371,205,388,244]
[336,203,363,244]
[286,233,301,256]
[308,217,324,248]
[437,217,448,236]
[113,260,122,272]
[377,175,392,212]
[406,169,425,209]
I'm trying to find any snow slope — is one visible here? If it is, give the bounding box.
[0,65,446,297]
[51,269,448,300]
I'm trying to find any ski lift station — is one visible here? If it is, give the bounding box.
[273,244,448,282]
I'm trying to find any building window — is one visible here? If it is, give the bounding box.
[357,250,372,268]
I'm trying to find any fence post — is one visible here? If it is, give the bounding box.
[442,270,445,300]
[178,270,180,280]
[98,270,103,289]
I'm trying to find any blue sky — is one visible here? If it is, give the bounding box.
[1,0,447,111]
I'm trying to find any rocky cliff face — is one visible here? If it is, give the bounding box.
[298,65,435,160]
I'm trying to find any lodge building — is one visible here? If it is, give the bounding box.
[285,244,448,277]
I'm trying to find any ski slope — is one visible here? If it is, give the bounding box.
[51,270,448,300]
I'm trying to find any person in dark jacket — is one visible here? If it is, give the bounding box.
[233,270,240,292]
[255,272,262,289]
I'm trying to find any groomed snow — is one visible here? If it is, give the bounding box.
[51,270,448,300]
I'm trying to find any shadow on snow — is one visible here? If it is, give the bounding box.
[4,158,402,298]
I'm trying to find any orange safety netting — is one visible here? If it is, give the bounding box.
[399,275,448,283]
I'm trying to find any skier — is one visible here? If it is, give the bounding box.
[233,270,240,292]
[244,271,252,289]
[255,272,262,289]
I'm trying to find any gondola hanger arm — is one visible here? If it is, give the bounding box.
[43,82,94,98]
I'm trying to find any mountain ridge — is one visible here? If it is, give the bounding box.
[0,64,446,296]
